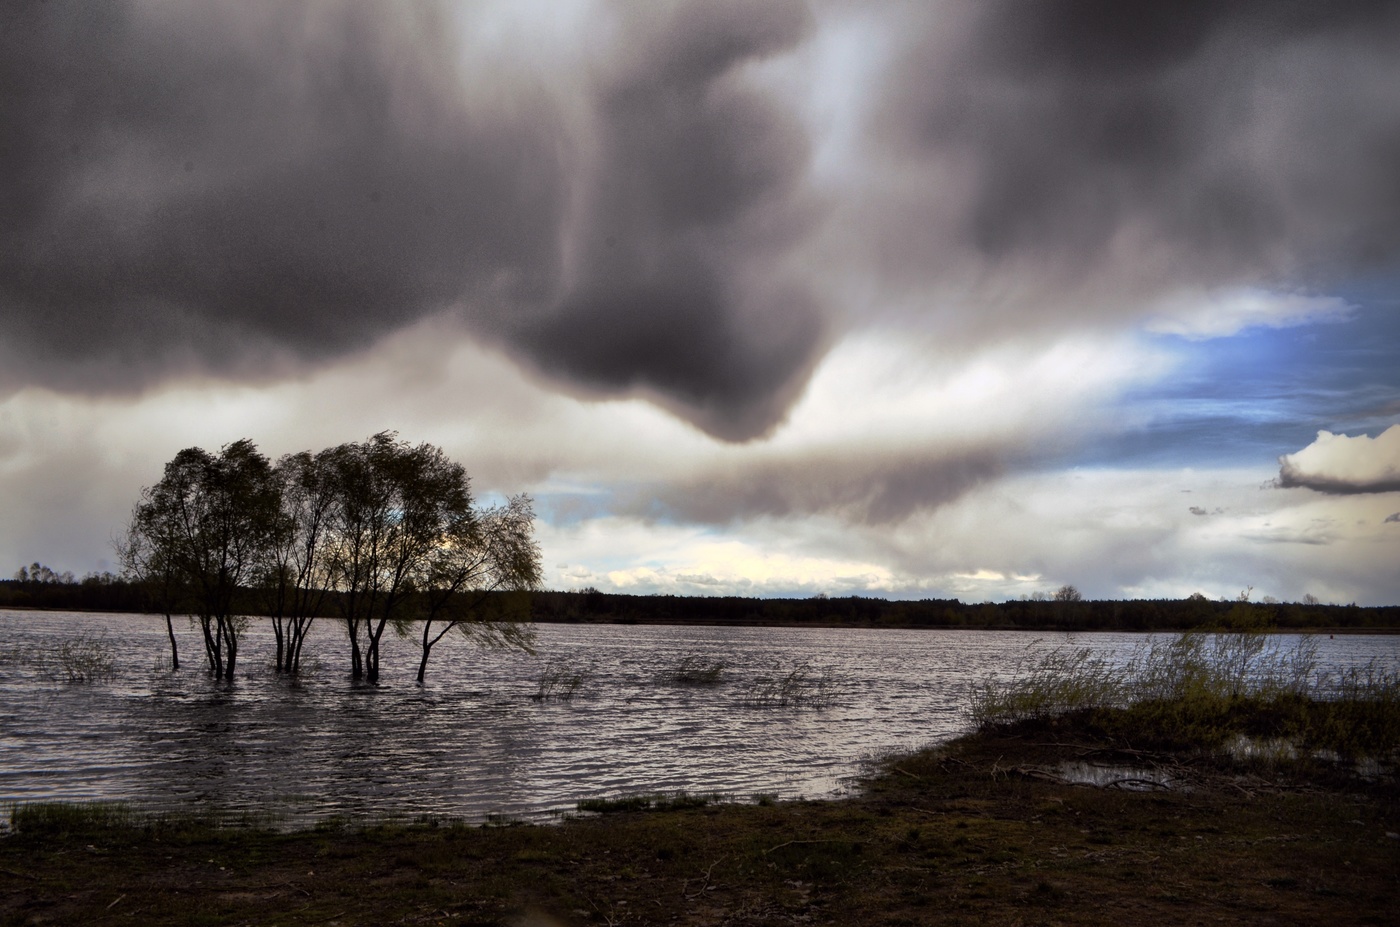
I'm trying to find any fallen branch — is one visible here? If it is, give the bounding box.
[764,839,845,855]
[1103,777,1171,791]
[683,855,728,899]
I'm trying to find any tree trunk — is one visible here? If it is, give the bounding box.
[221,616,238,679]
[416,643,431,685]
[164,613,179,671]
[200,616,220,676]
[272,618,286,673]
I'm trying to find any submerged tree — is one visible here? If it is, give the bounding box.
[410,493,542,684]
[124,440,279,679]
[324,433,486,683]
[258,449,338,675]
[117,498,187,671]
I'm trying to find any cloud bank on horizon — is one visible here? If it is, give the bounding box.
[2,0,1398,603]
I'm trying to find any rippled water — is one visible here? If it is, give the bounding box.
[2,610,1395,824]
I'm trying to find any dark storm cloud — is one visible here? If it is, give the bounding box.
[867,0,1400,313]
[0,1,566,380]
[0,0,823,440]
[512,0,823,441]
[1276,464,1400,496]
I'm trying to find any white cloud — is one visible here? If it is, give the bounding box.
[1144,288,1353,340]
[1278,425,1400,494]
[532,464,1400,606]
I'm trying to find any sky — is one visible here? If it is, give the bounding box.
[2,0,1398,605]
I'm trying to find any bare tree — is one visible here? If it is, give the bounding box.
[1052,585,1082,603]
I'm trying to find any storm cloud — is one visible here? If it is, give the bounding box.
[630,445,1005,526]
[0,0,821,439]
[1,2,564,378]
[4,0,1398,444]
[855,0,1400,329]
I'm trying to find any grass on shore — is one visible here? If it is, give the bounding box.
[969,629,1400,761]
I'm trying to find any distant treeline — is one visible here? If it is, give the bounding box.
[3,575,1397,632]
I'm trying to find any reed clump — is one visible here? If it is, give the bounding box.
[0,633,116,683]
[968,629,1399,762]
[53,632,117,683]
[742,660,839,708]
[531,658,591,701]
[664,655,726,686]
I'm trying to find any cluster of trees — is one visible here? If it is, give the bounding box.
[12,563,78,585]
[119,433,541,683]
[527,589,1399,631]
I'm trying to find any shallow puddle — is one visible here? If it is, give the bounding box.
[1053,761,1178,790]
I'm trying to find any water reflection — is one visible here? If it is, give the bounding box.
[1,610,1396,825]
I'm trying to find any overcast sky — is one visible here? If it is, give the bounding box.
[3,0,1398,604]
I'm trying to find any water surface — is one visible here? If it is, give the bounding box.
[1,610,1394,824]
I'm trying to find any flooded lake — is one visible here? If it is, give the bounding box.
[2,610,1396,824]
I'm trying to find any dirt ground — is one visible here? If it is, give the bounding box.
[2,731,1397,926]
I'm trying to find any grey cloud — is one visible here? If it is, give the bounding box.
[1385,513,1400,523]
[862,0,1400,318]
[676,573,723,586]
[0,0,824,440]
[1277,466,1400,496]
[1189,506,1208,516]
[628,447,1004,526]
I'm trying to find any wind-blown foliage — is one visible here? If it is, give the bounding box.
[260,448,339,675]
[411,493,542,683]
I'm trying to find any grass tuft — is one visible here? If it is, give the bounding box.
[0,633,117,683]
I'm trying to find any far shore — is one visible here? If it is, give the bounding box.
[4,584,1400,634]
